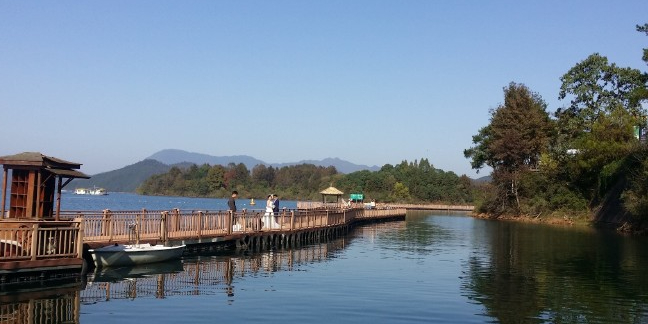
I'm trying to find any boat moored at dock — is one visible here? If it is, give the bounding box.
[89,243,185,268]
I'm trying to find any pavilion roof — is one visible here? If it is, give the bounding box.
[0,152,82,169]
[320,186,344,195]
[0,152,89,178]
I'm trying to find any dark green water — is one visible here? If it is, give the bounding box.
[3,211,648,323]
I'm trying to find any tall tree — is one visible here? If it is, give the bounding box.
[557,53,646,136]
[465,83,553,213]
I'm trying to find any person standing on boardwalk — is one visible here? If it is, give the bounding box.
[272,194,280,224]
[228,191,239,231]
[263,195,274,229]
[228,191,238,212]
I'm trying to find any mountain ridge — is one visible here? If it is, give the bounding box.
[147,149,381,174]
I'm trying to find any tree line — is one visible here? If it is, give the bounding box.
[464,24,648,224]
[137,158,474,204]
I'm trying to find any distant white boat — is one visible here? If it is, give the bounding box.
[74,187,108,195]
[74,188,90,195]
[89,187,108,195]
[89,243,186,268]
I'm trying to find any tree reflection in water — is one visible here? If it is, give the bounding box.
[463,220,648,323]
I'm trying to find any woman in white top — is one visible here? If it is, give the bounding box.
[263,195,276,229]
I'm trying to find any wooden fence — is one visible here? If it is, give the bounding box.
[0,219,84,262]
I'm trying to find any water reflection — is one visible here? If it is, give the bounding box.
[464,220,648,323]
[1,231,352,323]
[6,213,648,323]
[82,237,348,304]
[0,283,80,324]
[375,211,456,256]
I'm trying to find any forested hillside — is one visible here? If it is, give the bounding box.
[137,159,474,204]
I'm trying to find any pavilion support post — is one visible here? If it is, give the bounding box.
[35,171,42,218]
[55,175,63,221]
[1,168,7,218]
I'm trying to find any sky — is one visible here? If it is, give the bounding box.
[1,1,647,177]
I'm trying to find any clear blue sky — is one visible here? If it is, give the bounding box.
[1,1,647,177]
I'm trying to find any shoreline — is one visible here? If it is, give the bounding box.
[470,212,591,227]
[468,212,648,235]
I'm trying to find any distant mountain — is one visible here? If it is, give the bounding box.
[147,149,379,174]
[71,159,171,192]
[271,157,380,174]
[473,175,492,183]
[148,149,265,170]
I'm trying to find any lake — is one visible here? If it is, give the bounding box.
[2,194,648,323]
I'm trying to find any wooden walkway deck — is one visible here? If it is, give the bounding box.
[58,207,406,248]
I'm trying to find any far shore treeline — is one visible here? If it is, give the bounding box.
[136,159,475,204]
[464,23,648,229]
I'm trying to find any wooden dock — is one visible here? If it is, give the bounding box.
[58,207,407,250]
[0,202,475,285]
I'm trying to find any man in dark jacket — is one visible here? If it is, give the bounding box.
[228,191,238,212]
[272,194,280,223]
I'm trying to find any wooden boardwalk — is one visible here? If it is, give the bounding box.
[58,207,407,248]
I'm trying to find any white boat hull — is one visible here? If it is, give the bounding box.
[89,243,185,268]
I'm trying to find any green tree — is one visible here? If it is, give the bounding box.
[558,53,646,137]
[392,182,411,202]
[206,165,226,192]
[465,83,553,213]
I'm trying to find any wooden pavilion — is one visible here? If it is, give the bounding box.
[0,152,89,221]
[320,186,344,204]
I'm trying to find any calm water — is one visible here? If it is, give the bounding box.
[3,195,648,323]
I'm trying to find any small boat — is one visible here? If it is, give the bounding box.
[89,243,185,268]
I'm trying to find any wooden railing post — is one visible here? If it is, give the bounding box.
[136,212,141,245]
[290,211,295,231]
[76,218,84,259]
[197,211,203,239]
[227,211,232,235]
[31,224,39,261]
[161,211,168,244]
[102,209,113,242]
[141,208,147,238]
[173,208,180,231]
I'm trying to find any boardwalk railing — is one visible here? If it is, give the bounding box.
[382,203,474,211]
[59,207,406,244]
[0,219,84,262]
[297,201,474,211]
